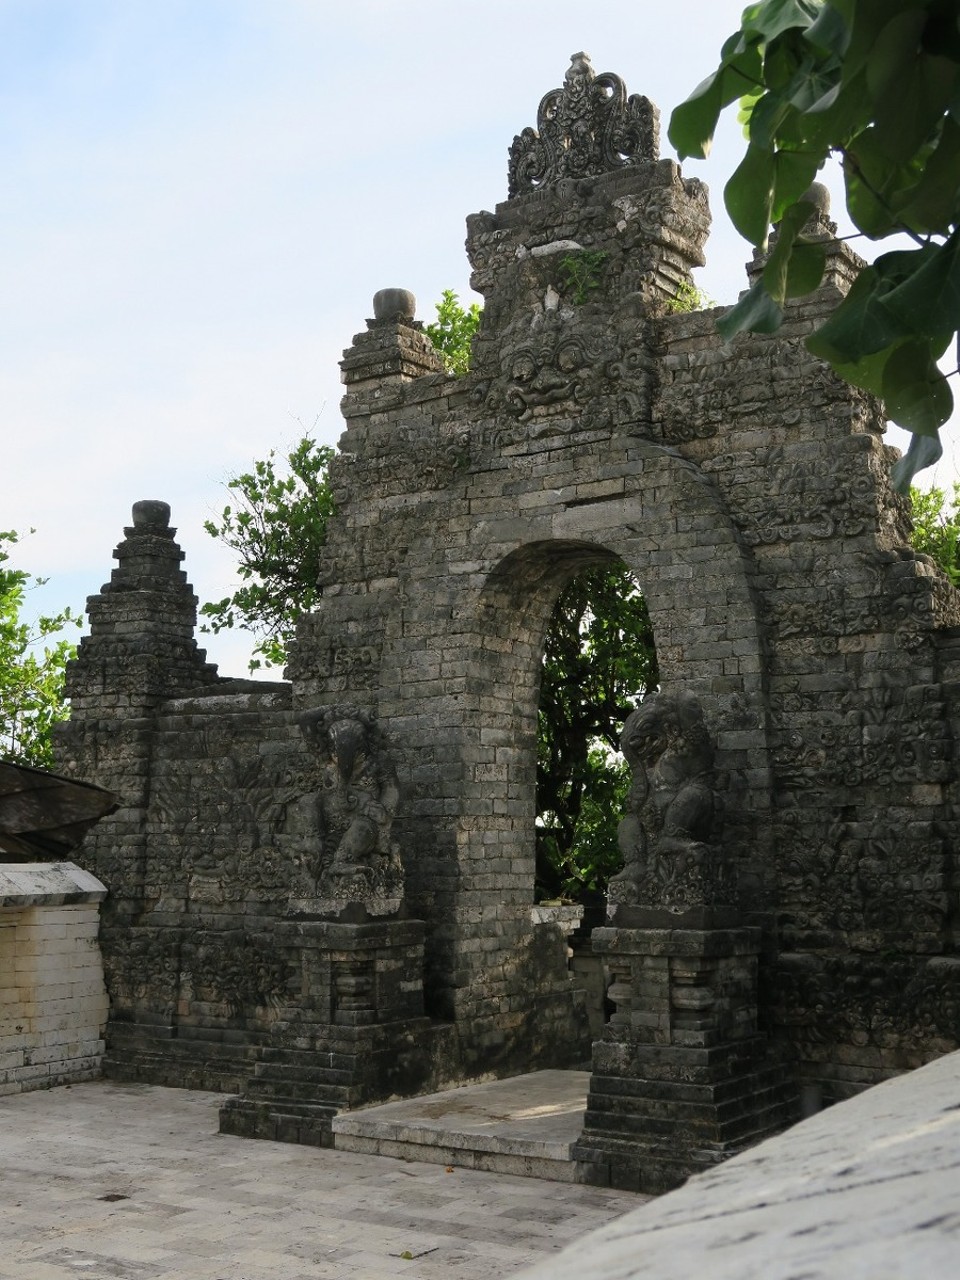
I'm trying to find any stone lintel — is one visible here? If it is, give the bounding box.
[592,925,762,958]
[279,917,425,950]
[609,905,741,930]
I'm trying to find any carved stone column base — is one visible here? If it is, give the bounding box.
[219,915,456,1145]
[573,924,797,1192]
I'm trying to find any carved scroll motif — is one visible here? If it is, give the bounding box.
[508,52,659,197]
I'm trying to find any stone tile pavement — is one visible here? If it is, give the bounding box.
[0,1080,642,1280]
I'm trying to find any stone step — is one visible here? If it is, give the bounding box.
[219,1095,337,1146]
[331,1069,591,1183]
[241,1074,351,1107]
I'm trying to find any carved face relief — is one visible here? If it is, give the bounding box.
[502,326,618,429]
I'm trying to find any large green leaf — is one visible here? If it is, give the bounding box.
[742,0,821,43]
[865,8,928,101]
[669,32,764,159]
[827,343,897,398]
[746,89,792,149]
[785,53,844,113]
[882,231,960,338]
[845,0,917,82]
[717,276,784,340]
[804,1,851,57]
[807,247,942,364]
[897,117,960,234]
[872,47,960,163]
[843,126,928,237]
[891,431,944,492]
[772,148,822,218]
[882,339,955,435]
[725,143,777,244]
[669,70,727,161]
[763,202,827,301]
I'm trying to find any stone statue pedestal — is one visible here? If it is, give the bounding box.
[219,909,452,1146]
[573,909,797,1192]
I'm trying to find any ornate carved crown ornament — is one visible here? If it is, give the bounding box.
[507,52,659,198]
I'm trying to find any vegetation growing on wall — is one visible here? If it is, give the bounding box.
[424,289,482,377]
[557,250,608,305]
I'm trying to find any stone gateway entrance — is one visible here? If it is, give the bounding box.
[58,56,960,1192]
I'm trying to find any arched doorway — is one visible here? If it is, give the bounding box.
[535,560,656,905]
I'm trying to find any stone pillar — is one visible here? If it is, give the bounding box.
[219,909,450,1146]
[574,907,794,1192]
[338,288,445,422]
[574,692,797,1191]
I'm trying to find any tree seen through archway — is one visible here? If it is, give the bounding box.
[536,563,657,903]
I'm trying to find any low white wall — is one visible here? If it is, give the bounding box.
[0,864,109,1095]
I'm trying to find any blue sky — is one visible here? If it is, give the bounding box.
[3,1,947,673]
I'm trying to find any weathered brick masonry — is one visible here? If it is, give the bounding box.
[58,55,960,1188]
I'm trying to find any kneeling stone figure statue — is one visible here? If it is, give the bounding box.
[608,690,732,910]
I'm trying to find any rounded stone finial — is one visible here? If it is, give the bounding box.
[802,182,831,217]
[373,288,416,321]
[132,499,171,529]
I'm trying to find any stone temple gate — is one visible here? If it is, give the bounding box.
[58,55,960,1192]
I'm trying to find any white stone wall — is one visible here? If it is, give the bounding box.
[0,865,109,1095]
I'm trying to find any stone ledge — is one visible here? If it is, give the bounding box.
[0,863,107,908]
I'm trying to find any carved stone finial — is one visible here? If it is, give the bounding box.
[373,288,416,322]
[507,52,659,198]
[803,182,831,217]
[132,500,171,529]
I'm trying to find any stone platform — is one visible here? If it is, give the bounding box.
[332,1069,590,1182]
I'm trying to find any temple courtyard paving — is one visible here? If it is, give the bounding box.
[5,1051,960,1280]
[0,1079,639,1280]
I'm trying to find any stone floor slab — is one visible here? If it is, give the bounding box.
[331,1068,590,1179]
[0,1080,640,1280]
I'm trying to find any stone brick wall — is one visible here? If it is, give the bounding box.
[57,55,960,1139]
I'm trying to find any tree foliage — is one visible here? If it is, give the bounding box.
[669,0,960,488]
[536,566,658,901]
[200,437,335,670]
[424,289,481,377]
[910,482,960,583]
[0,531,79,768]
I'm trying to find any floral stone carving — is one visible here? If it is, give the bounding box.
[508,52,658,196]
[608,690,734,911]
[295,706,404,913]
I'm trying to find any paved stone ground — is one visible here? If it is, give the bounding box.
[0,1080,641,1280]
